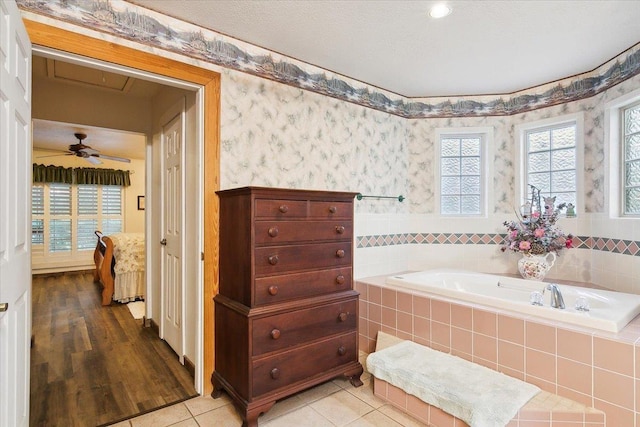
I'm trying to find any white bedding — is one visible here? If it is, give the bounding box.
[109,233,145,303]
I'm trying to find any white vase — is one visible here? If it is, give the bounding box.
[517,252,556,280]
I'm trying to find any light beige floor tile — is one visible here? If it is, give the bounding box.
[168,419,199,427]
[184,394,232,416]
[310,389,375,427]
[261,405,334,427]
[376,404,428,427]
[345,409,404,427]
[130,403,192,427]
[296,380,342,404]
[258,394,306,423]
[344,377,386,409]
[194,403,243,427]
[107,421,131,427]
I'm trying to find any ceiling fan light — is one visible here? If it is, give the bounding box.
[429,3,452,18]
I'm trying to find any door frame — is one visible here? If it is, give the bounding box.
[24,19,221,395]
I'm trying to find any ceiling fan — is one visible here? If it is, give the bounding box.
[38,133,131,165]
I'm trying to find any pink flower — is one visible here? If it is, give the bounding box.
[534,228,545,238]
[519,241,531,251]
[510,230,518,238]
[566,238,573,248]
[532,212,540,218]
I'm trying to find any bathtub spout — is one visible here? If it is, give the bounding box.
[546,284,565,309]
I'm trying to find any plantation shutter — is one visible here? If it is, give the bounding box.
[77,185,99,250]
[49,184,72,253]
[31,186,45,256]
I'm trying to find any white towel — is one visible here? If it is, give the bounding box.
[367,335,539,427]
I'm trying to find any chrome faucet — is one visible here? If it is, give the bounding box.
[545,284,565,309]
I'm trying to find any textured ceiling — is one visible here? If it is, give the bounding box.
[127,0,640,97]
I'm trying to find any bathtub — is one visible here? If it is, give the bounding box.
[385,269,640,333]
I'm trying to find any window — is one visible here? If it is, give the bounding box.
[437,128,491,216]
[622,101,640,215]
[31,183,123,259]
[524,122,577,208]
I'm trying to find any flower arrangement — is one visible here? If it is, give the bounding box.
[501,202,574,256]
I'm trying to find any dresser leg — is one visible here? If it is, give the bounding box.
[347,363,364,387]
[242,401,275,427]
[211,373,224,399]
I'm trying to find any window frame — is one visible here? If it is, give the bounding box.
[605,87,640,218]
[621,100,640,217]
[435,127,493,217]
[515,113,584,217]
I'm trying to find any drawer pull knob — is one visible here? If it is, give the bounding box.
[329,206,337,214]
[335,225,345,234]
[268,285,279,296]
[338,312,348,322]
[336,249,345,258]
[270,368,280,379]
[335,275,345,285]
[279,205,289,213]
[338,346,346,356]
[270,329,281,340]
[268,255,279,265]
[268,227,279,237]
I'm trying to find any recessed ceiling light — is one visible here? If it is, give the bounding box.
[429,3,452,18]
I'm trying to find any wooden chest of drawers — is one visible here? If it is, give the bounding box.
[212,187,363,427]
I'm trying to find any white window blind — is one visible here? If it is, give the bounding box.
[49,183,71,215]
[78,185,98,215]
[102,186,122,215]
[525,123,577,207]
[623,102,640,215]
[32,185,45,256]
[31,183,124,260]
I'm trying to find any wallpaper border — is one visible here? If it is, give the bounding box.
[17,0,640,119]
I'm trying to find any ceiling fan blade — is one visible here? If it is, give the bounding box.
[85,156,102,165]
[36,153,73,159]
[94,154,131,163]
[79,147,100,156]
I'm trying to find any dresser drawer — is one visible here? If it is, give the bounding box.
[252,297,357,356]
[252,332,357,396]
[254,267,352,305]
[309,201,352,219]
[255,199,307,218]
[255,221,352,245]
[255,242,352,275]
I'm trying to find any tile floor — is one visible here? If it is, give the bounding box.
[107,354,428,427]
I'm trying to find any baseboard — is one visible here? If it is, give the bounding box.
[32,269,95,277]
[149,318,159,334]
[184,355,195,379]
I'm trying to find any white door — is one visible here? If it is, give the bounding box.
[160,103,185,361]
[0,1,32,426]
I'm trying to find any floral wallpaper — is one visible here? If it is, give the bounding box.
[220,70,409,214]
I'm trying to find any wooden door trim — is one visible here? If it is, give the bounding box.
[24,19,220,395]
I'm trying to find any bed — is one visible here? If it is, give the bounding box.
[93,230,146,306]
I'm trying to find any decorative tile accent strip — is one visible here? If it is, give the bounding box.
[356,233,640,256]
[17,0,640,119]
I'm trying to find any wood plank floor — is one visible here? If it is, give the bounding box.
[30,272,197,427]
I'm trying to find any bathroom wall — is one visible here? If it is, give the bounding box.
[357,74,640,293]
[18,1,640,293]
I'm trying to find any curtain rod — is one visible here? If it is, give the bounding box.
[356,193,405,202]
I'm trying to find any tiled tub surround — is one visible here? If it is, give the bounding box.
[353,213,640,295]
[356,275,640,427]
